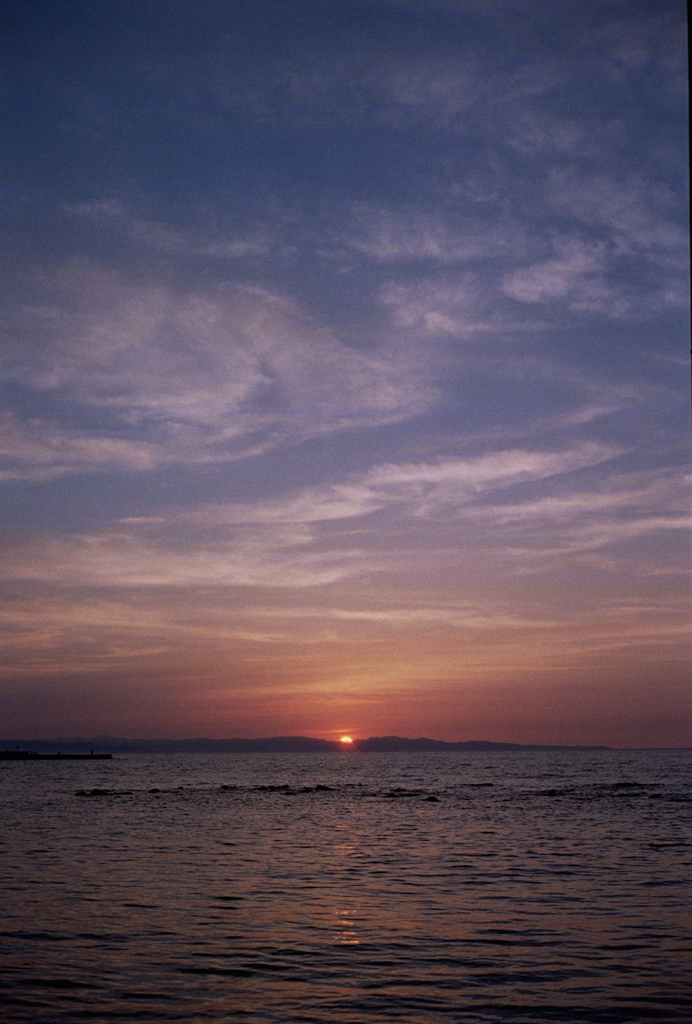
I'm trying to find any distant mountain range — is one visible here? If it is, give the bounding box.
[0,735,609,753]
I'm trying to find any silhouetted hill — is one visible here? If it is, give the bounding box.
[353,736,609,751]
[0,735,609,753]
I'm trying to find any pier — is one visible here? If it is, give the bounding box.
[0,751,113,760]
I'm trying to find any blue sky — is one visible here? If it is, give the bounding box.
[0,0,689,744]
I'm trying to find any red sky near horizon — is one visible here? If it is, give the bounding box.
[0,0,689,747]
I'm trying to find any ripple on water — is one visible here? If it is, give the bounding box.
[0,750,690,1023]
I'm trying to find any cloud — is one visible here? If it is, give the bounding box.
[501,209,688,317]
[363,442,619,494]
[1,269,433,480]
[365,55,495,126]
[65,200,274,260]
[502,240,605,305]
[379,278,513,338]
[249,602,554,632]
[0,594,177,675]
[532,513,692,559]
[464,468,692,564]
[1,446,686,684]
[0,411,162,482]
[547,171,689,266]
[0,523,363,591]
[171,447,689,582]
[0,441,624,595]
[179,441,623,528]
[346,203,524,267]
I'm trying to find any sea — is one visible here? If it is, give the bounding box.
[0,749,690,1023]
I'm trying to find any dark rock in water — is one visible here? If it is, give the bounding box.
[75,788,131,797]
[426,795,440,802]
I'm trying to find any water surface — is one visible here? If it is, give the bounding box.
[1,749,690,1022]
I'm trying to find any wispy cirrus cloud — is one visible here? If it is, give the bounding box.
[379,278,494,336]
[1,269,433,480]
[463,467,691,571]
[64,200,276,260]
[0,521,364,590]
[546,171,688,260]
[0,441,626,594]
[502,240,605,306]
[0,411,162,482]
[346,205,520,264]
[178,441,624,527]
[1,0,688,741]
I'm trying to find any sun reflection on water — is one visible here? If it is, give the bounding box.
[334,907,359,945]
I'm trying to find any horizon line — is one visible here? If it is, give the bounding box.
[2,734,690,750]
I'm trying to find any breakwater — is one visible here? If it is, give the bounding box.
[0,751,112,760]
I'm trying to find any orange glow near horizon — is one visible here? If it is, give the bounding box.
[0,2,689,756]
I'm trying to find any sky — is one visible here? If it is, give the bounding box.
[0,0,689,746]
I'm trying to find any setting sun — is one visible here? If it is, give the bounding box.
[339,736,354,745]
